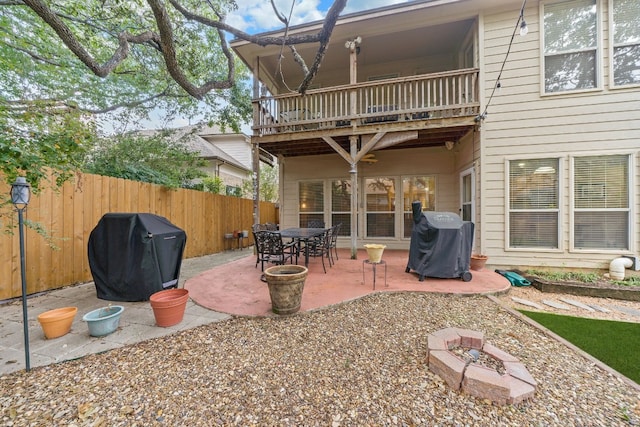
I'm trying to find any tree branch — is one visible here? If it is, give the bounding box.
[5,87,178,114]
[22,0,159,77]
[18,0,348,97]
[146,0,233,99]
[297,0,346,93]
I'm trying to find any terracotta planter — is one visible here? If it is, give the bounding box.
[149,288,189,327]
[37,307,78,339]
[264,265,308,315]
[364,244,386,263]
[470,254,488,271]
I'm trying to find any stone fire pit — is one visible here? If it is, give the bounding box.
[427,327,536,405]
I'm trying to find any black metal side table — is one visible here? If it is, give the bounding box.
[362,259,387,290]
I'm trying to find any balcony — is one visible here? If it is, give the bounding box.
[253,68,480,142]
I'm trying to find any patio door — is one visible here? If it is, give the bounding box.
[460,167,474,223]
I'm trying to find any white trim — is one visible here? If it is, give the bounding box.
[459,167,475,222]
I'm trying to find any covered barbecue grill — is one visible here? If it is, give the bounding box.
[88,213,187,301]
[405,201,474,282]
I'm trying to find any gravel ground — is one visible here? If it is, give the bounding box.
[2,292,640,426]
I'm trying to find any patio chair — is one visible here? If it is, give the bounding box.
[301,229,331,273]
[328,223,341,265]
[307,219,325,228]
[254,230,297,271]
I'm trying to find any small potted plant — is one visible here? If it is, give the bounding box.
[470,254,489,271]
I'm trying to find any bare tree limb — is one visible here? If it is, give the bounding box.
[270,0,288,25]
[290,45,309,76]
[297,0,346,93]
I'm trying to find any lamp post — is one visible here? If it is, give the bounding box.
[10,176,31,372]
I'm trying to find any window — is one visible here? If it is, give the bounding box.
[331,180,352,236]
[225,185,241,197]
[402,176,435,238]
[543,0,598,93]
[509,159,560,248]
[572,154,630,250]
[365,178,395,238]
[299,181,324,227]
[611,0,640,86]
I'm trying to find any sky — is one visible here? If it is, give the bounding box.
[226,0,408,34]
[123,0,410,133]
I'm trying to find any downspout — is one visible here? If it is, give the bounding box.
[609,257,634,280]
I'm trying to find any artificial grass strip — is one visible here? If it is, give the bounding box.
[519,310,640,384]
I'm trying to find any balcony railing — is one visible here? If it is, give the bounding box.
[253,68,480,135]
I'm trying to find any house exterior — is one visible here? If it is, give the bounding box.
[139,125,254,194]
[230,0,640,273]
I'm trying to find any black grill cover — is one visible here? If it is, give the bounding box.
[88,213,187,301]
[406,202,474,281]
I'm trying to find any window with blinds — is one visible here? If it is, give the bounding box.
[402,176,436,238]
[543,0,598,93]
[509,158,559,248]
[365,177,396,238]
[331,180,352,236]
[612,0,640,86]
[573,154,630,250]
[299,181,324,227]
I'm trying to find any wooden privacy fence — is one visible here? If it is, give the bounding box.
[0,172,277,300]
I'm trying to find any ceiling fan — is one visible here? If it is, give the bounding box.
[361,153,378,163]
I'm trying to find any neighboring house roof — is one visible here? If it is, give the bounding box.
[138,125,251,173]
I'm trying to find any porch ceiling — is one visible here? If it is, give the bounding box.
[257,125,475,158]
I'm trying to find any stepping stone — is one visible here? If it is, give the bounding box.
[511,297,543,310]
[559,298,595,312]
[541,300,571,310]
[588,304,610,313]
[609,305,640,317]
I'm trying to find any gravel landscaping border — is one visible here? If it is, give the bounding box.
[2,292,639,426]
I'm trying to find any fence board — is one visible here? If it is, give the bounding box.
[0,173,277,300]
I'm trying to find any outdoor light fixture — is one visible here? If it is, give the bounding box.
[519,19,528,36]
[10,176,31,372]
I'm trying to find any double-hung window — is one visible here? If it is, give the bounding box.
[299,181,324,227]
[402,176,436,238]
[508,158,560,249]
[365,177,395,238]
[331,179,352,236]
[611,0,640,86]
[543,0,598,93]
[572,154,630,250]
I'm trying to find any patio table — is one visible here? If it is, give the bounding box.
[278,227,327,267]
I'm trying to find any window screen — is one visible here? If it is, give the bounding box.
[612,0,640,85]
[365,178,395,238]
[331,180,352,236]
[402,176,435,238]
[544,0,598,92]
[299,181,324,227]
[509,158,559,248]
[573,155,630,250]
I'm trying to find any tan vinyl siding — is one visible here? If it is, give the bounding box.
[480,1,640,271]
